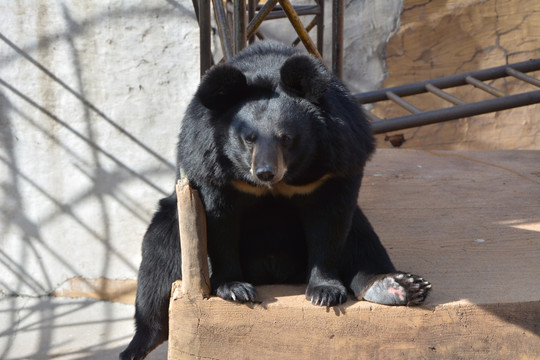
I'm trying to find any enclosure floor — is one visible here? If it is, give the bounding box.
[0,296,168,360]
[169,149,540,359]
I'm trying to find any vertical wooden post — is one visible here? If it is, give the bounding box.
[176,178,211,298]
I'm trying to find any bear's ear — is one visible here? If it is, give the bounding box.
[196,64,248,111]
[280,54,332,103]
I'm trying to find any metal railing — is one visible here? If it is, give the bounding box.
[191,1,540,135]
[356,59,540,134]
[193,0,344,78]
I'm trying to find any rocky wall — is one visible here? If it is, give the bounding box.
[373,0,540,150]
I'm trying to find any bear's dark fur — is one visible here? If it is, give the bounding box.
[120,41,431,360]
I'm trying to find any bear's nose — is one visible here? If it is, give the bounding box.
[255,166,275,182]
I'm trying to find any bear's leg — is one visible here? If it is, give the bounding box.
[206,212,257,303]
[120,194,181,360]
[299,180,358,307]
[344,207,431,306]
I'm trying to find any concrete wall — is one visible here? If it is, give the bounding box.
[0,1,402,299]
[0,0,201,297]
[373,0,540,150]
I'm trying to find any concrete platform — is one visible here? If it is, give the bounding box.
[0,296,166,360]
[169,149,540,359]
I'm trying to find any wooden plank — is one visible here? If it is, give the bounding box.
[176,178,211,298]
[170,284,540,359]
[169,149,540,359]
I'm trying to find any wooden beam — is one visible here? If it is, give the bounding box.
[169,282,540,359]
[176,178,211,298]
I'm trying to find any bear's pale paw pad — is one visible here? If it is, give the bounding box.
[362,273,431,306]
[216,281,257,302]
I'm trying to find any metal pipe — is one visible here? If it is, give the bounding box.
[248,0,257,44]
[355,58,540,104]
[213,0,234,60]
[506,67,540,88]
[292,16,318,47]
[233,0,247,54]
[278,0,321,59]
[317,0,324,57]
[263,5,321,20]
[425,83,466,105]
[332,0,343,78]
[370,90,540,134]
[363,109,381,122]
[386,91,422,114]
[246,0,279,40]
[199,0,212,76]
[465,76,505,97]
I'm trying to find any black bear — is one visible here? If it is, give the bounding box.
[120,41,431,360]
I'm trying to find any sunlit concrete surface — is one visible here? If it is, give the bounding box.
[0,296,167,360]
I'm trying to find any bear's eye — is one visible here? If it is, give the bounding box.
[279,134,294,147]
[244,133,257,144]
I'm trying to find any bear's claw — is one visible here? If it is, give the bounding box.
[215,281,257,303]
[306,283,348,307]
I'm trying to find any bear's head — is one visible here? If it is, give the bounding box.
[194,53,334,188]
[189,49,371,191]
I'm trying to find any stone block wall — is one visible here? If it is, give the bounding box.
[372,0,540,150]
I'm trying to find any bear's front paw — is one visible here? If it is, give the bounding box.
[306,282,347,306]
[362,273,431,306]
[215,281,257,303]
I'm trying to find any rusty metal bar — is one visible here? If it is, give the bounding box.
[370,90,540,134]
[355,58,540,104]
[292,16,318,47]
[262,5,321,19]
[199,0,212,76]
[278,0,322,59]
[246,0,279,40]
[213,0,234,60]
[316,0,324,57]
[465,76,506,97]
[233,0,247,54]
[506,67,540,88]
[248,0,257,44]
[386,91,422,114]
[425,83,466,105]
[244,2,321,37]
[332,0,343,78]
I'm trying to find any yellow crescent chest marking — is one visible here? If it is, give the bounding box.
[231,174,332,198]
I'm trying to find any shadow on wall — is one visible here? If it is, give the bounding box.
[0,296,168,359]
[0,1,199,358]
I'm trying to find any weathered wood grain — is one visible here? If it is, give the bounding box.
[170,286,539,360]
[176,178,211,298]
